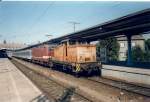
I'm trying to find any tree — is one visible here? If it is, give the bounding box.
[143,51,150,62]
[3,40,7,44]
[96,37,120,61]
[132,46,145,62]
[144,39,150,62]
[131,39,150,62]
[96,43,101,59]
[145,39,150,51]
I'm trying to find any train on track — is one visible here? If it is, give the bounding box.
[9,41,101,76]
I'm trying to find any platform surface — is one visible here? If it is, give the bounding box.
[0,58,42,102]
[103,64,150,75]
[102,64,150,86]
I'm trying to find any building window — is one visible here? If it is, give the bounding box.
[132,42,136,47]
[120,52,125,57]
[120,42,125,48]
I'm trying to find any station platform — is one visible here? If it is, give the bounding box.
[102,64,150,86]
[0,58,43,102]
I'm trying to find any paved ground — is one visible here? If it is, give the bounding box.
[0,58,44,102]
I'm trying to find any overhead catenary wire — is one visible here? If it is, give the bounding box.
[26,2,55,36]
[18,2,55,45]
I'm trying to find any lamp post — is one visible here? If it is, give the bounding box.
[69,21,80,32]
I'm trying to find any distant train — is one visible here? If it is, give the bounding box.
[11,41,101,76]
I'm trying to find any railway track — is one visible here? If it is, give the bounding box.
[11,58,150,102]
[11,59,92,102]
[29,59,150,97]
[87,77,150,97]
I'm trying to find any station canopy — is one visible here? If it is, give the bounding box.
[15,8,150,51]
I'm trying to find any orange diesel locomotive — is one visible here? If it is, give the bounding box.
[13,42,101,76]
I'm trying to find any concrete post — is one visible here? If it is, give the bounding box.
[127,35,132,66]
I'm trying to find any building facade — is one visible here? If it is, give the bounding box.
[0,42,27,50]
[117,35,145,61]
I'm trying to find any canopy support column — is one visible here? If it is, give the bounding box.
[126,35,132,66]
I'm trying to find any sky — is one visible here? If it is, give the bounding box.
[0,1,150,44]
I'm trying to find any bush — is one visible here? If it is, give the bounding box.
[97,37,119,61]
[132,45,150,62]
[132,46,145,62]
